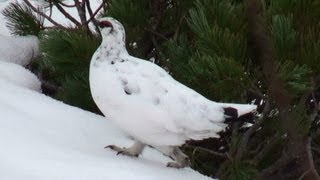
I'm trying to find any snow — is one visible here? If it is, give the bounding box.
[0,76,212,180]
[0,0,10,35]
[0,35,39,66]
[0,2,213,179]
[0,61,41,91]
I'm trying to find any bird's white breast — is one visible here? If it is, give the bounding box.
[89,54,188,146]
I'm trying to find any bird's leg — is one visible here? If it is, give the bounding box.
[162,146,191,168]
[167,147,191,168]
[105,140,145,157]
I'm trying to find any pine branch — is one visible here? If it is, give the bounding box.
[258,152,295,178]
[313,130,320,139]
[144,28,169,41]
[173,13,186,41]
[184,145,227,158]
[59,1,76,8]
[84,0,99,34]
[22,0,64,28]
[41,81,61,95]
[235,100,270,160]
[246,0,296,139]
[252,133,280,164]
[52,1,81,26]
[48,1,53,18]
[85,0,94,21]
[86,0,107,26]
[298,169,312,180]
[304,137,320,179]
[74,0,87,25]
[246,1,320,179]
[309,81,320,122]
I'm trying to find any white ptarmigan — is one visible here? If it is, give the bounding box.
[89,17,257,168]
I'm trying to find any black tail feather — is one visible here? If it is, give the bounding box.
[223,107,238,123]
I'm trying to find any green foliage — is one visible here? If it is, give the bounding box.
[298,31,320,74]
[221,160,258,180]
[187,3,210,35]
[187,55,250,101]
[2,2,43,36]
[107,0,150,27]
[269,0,297,15]
[199,27,247,61]
[188,0,244,31]
[165,34,194,82]
[187,0,246,61]
[269,0,320,32]
[40,28,100,81]
[277,60,312,94]
[105,0,195,59]
[271,15,297,59]
[40,28,100,112]
[56,71,100,112]
[291,102,312,136]
[165,0,251,102]
[184,147,223,176]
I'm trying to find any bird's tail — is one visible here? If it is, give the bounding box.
[220,103,257,123]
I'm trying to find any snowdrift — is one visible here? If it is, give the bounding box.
[0,78,212,180]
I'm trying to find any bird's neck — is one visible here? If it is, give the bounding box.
[99,36,127,59]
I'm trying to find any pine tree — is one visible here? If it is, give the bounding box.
[4,0,320,179]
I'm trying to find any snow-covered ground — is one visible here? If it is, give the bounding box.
[0,1,213,179]
[0,79,211,180]
[0,35,39,65]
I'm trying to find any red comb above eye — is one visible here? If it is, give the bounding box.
[99,21,113,28]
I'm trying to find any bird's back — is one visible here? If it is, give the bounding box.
[90,53,246,145]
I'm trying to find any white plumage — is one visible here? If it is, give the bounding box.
[89,17,256,168]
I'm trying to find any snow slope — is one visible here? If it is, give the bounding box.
[0,79,212,180]
[0,35,39,66]
[0,61,41,91]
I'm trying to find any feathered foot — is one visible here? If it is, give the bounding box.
[105,140,145,157]
[160,146,191,168]
[167,148,191,168]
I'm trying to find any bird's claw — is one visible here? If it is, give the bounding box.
[167,162,184,168]
[105,144,139,157]
[105,145,125,155]
[166,157,190,169]
[104,145,114,149]
[116,151,124,155]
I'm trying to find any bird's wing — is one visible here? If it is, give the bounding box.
[114,56,234,140]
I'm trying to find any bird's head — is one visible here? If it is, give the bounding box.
[97,17,126,44]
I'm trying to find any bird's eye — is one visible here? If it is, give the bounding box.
[99,21,113,29]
